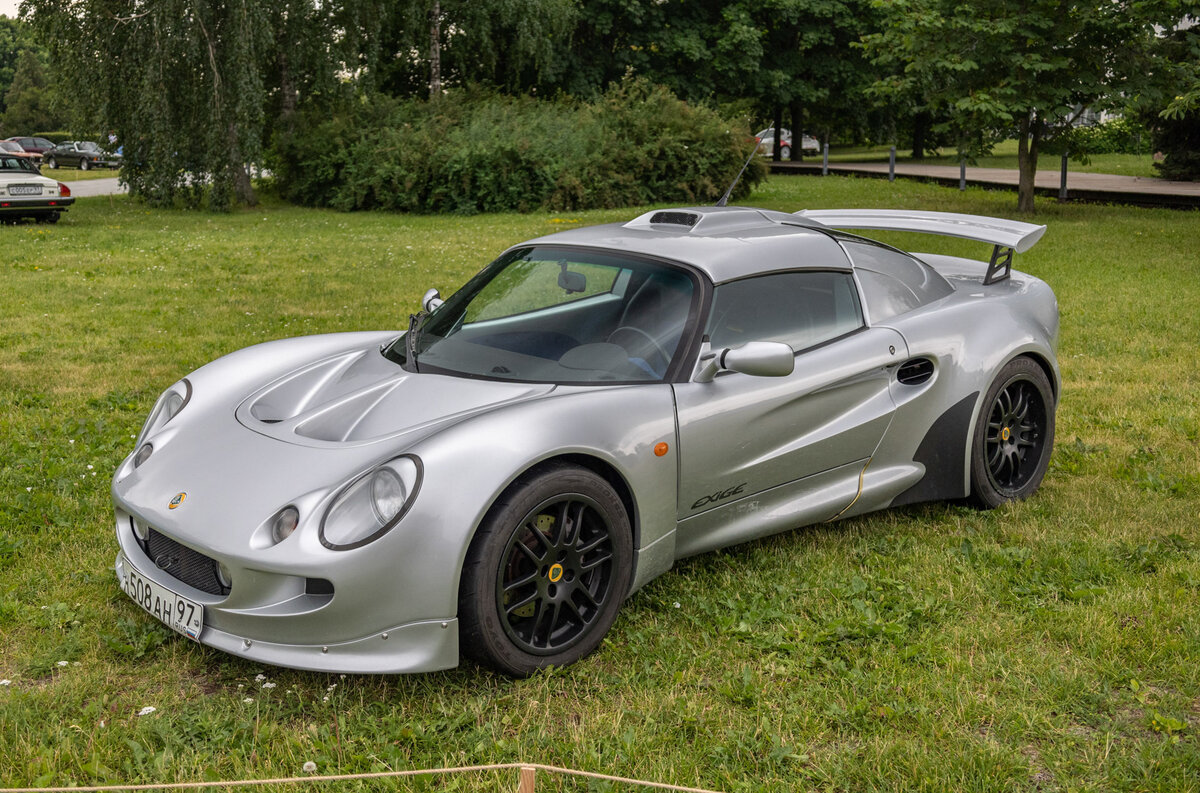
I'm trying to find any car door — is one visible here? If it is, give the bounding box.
[672,270,907,557]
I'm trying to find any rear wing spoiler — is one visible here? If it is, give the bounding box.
[794,209,1046,285]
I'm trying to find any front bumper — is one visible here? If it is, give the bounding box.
[113,515,460,674]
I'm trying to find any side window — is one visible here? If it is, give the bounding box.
[706,271,864,353]
[841,239,954,322]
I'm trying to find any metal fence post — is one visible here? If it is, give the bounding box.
[1059,151,1069,200]
[822,143,829,175]
[888,146,896,181]
[959,159,966,191]
[518,766,537,793]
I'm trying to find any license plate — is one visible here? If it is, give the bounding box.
[8,185,41,195]
[121,560,204,640]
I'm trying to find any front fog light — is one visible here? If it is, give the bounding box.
[216,563,232,590]
[271,506,300,544]
[133,443,153,468]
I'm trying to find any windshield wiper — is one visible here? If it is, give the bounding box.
[405,311,427,372]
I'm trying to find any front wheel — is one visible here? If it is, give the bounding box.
[780,145,792,160]
[458,464,632,676]
[970,357,1055,508]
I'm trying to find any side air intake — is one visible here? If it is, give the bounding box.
[897,358,935,386]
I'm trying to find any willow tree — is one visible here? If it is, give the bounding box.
[23,1,271,208]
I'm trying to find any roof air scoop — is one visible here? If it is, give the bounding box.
[648,211,699,227]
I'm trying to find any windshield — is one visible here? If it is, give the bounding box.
[79,141,101,152]
[385,246,699,384]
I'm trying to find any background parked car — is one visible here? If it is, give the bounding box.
[0,155,74,223]
[0,140,41,162]
[753,128,820,159]
[4,136,56,156]
[43,140,121,170]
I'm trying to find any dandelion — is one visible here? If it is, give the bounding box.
[137,706,156,716]
[303,761,317,773]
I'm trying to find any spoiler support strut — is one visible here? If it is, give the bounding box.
[984,244,1014,285]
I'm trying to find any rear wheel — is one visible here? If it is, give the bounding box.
[79,159,90,171]
[459,464,632,676]
[780,144,792,160]
[45,156,57,169]
[970,357,1055,508]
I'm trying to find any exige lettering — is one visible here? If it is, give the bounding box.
[691,483,748,510]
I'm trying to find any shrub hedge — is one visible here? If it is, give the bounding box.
[270,81,764,214]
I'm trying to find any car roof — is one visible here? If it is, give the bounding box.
[517,206,851,284]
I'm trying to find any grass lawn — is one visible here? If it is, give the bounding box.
[818,139,1161,178]
[1,179,1197,792]
[38,165,119,181]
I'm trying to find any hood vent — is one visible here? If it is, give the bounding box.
[649,211,699,227]
[897,358,935,386]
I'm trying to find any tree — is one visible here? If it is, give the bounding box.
[544,0,877,155]
[2,46,61,132]
[0,16,47,118]
[862,0,1189,213]
[374,0,577,98]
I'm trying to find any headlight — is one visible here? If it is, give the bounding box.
[320,456,422,550]
[135,379,192,447]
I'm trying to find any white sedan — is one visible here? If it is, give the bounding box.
[0,156,74,223]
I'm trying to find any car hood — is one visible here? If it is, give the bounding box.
[235,340,554,448]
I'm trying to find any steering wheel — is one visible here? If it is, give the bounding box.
[607,326,672,376]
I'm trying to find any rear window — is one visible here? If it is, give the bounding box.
[841,239,954,322]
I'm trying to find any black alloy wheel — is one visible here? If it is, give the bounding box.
[970,357,1055,507]
[459,464,632,676]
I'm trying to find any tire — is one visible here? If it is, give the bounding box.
[458,464,633,676]
[780,145,792,161]
[80,159,90,171]
[970,357,1055,508]
[37,212,60,224]
[46,157,57,169]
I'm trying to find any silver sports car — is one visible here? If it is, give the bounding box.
[112,205,1058,676]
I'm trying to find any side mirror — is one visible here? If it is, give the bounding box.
[694,341,794,382]
[421,288,444,313]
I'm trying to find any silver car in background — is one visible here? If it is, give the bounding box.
[112,205,1058,676]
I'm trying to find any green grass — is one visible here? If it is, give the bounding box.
[1,179,1198,792]
[819,139,1160,178]
[39,164,119,181]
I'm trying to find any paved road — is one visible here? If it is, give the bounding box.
[772,161,1200,208]
[62,176,126,197]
